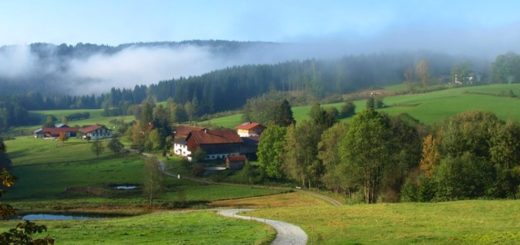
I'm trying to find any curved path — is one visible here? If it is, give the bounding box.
[218,209,308,245]
[298,190,343,207]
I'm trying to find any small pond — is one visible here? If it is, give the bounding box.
[19,213,101,221]
[114,185,138,190]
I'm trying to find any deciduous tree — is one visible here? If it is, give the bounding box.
[143,156,164,207]
[339,110,393,203]
[257,125,287,179]
[91,139,105,158]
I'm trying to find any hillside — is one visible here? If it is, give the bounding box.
[204,83,520,127]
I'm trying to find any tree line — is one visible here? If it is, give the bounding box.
[257,103,520,203]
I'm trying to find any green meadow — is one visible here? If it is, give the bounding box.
[204,83,520,127]
[0,211,275,244]
[3,136,285,211]
[30,108,135,126]
[248,199,520,244]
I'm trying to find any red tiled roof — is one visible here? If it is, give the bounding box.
[227,155,247,162]
[187,129,242,145]
[80,124,105,134]
[236,122,264,130]
[42,127,78,136]
[174,125,206,138]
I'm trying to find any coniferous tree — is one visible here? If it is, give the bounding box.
[366,97,375,110]
[339,101,356,118]
[273,99,295,126]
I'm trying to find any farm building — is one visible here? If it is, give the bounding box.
[235,122,265,137]
[225,155,247,170]
[34,126,79,139]
[172,125,206,157]
[185,129,242,161]
[80,124,112,140]
[171,122,265,161]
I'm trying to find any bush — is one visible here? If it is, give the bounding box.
[401,174,437,202]
[434,153,495,200]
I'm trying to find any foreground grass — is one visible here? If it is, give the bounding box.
[0,211,275,244]
[249,199,520,244]
[205,83,520,127]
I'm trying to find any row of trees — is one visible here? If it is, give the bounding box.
[243,92,356,127]
[404,111,520,201]
[0,101,39,133]
[127,100,179,153]
[257,104,520,203]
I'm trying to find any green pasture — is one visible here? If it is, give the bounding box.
[250,199,520,244]
[204,84,520,127]
[0,211,275,244]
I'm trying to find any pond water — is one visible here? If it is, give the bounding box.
[204,166,227,171]
[114,185,137,190]
[20,213,101,221]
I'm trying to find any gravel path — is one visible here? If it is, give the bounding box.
[298,190,343,206]
[218,209,308,245]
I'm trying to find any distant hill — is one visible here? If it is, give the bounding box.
[0,40,284,96]
[0,40,490,97]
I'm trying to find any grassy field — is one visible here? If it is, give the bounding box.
[204,83,520,127]
[4,136,285,211]
[0,211,275,244]
[244,195,520,244]
[30,108,135,126]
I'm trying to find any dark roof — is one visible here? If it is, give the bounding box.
[174,125,206,138]
[55,123,69,128]
[80,124,107,134]
[236,122,264,130]
[227,155,247,162]
[187,129,242,145]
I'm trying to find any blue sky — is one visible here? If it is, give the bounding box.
[1,0,520,45]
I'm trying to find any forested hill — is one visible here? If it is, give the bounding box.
[0,40,281,96]
[2,51,489,113]
[143,52,481,114]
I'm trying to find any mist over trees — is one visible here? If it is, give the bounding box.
[1,45,519,133]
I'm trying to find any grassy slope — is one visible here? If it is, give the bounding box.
[247,197,520,244]
[30,109,135,126]
[204,84,520,127]
[4,137,284,210]
[0,211,275,244]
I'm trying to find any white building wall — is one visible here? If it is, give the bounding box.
[86,128,113,140]
[173,143,191,157]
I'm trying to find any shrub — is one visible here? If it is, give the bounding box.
[434,153,494,200]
